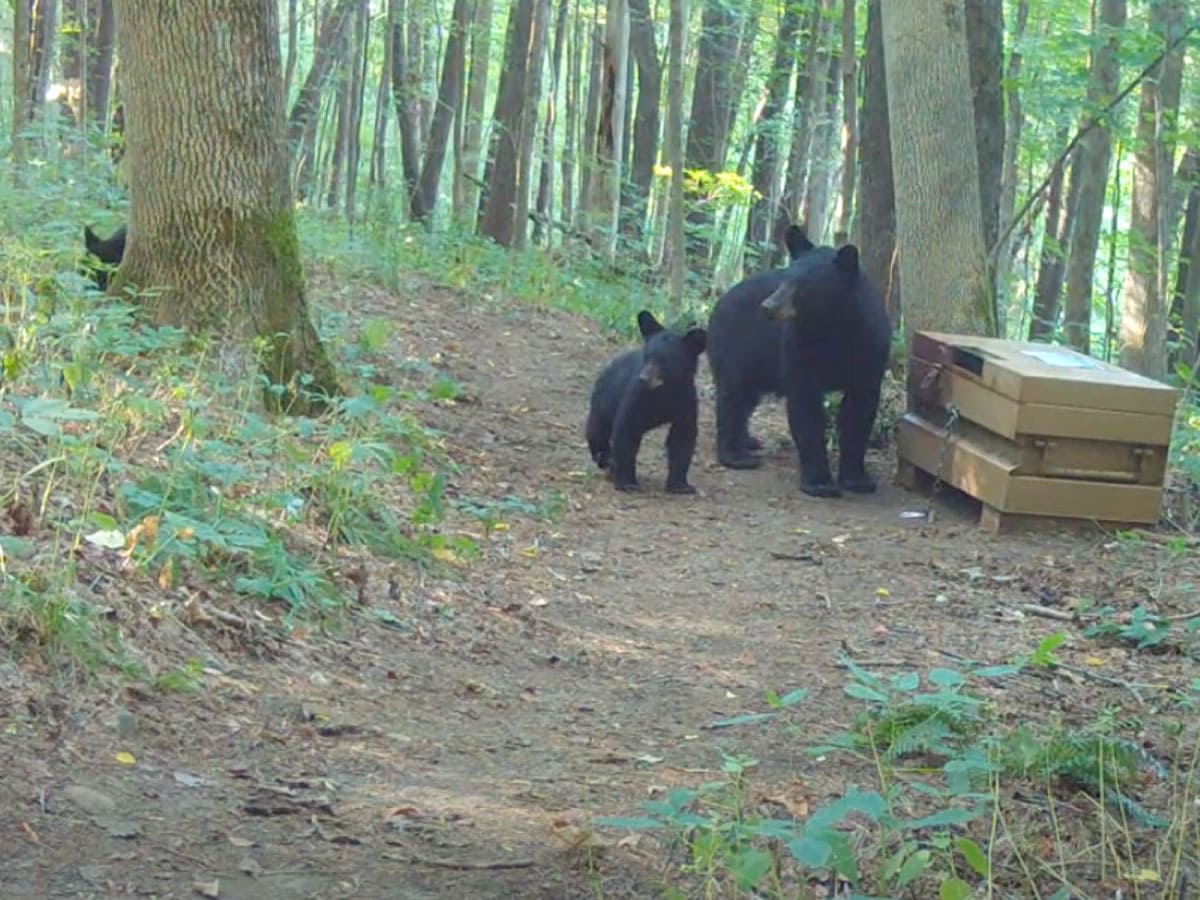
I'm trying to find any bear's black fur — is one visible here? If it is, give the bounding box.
[707,239,890,497]
[586,310,707,493]
[83,224,127,290]
[707,225,818,465]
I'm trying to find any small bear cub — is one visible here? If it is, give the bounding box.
[586,310,707,494]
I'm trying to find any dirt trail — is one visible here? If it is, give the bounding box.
[1,276,1149,899]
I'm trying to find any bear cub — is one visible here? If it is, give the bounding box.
[707,235,890,497]
[586,310,707,494]
[83,224,127,290]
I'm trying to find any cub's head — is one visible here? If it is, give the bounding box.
[635,310,706,388]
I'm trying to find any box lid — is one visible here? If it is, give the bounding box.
[912,331,1180,417]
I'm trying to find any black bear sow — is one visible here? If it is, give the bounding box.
[586,310,707,494]
[706,224,818,468]
[83,224,127,290]
[761,243,891,497]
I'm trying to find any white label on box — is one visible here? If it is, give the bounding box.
[1021,348,1099,368]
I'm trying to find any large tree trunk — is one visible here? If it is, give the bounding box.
[965,0,1004,276]
[993,0,1028,309]
[588,0,630,259]
[461,0,493,223]
[113,0,338,409]
[11,0,35,174]
[685,0,742,269]
[745,0,802,267]
[88,0,116,129]
[1062,0,1126,354]
[666,0,687,306]
[370,0,396,188]
[390,0,423,205]
[411,0,470,222]
[324,19,353,211]
[835,0,857,239]
[479,0,545,248]
[577,19,604,227]
[1170,156,1200,365]
[856,0,897,321]
[803,45,840,243]
[288,0,357,198]
[1174,173,1200,366]
[772,1,826,261]
[1028,134,1075,341]
[561,0,583,228]
[343,0,370,222]
[882,0,992,348]
[1119,0,1186,378]
[534,0,571,245]
[623,0,661,239]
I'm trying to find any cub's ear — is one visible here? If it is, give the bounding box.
[637,310,664,339]
[784,224,814,259]
[835,244,860,274]
[683,328,707,356]
[84,225,100,252]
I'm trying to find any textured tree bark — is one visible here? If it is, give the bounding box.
[1170,157,1200,365]
[1028,132,1076,342]
[964,0,1004,267]
[623,0,661,238]
[994,0,1029,314]
[479,0,543,247]
[390,0,423,203]
[113,0,338,410]
[11,0,34,174]
[1120,0,1185,378]
[803,47,840,243]
[856,0,898,322]
[588,0,630,259]
[411,0,469,222]
[685,0,742,269]
[1062,0,1125,354]
[666,0,687,306]
[882,0,993,348]
[835,0,857,239]
[745,0,801,265]
[461,0,493,222]
[534,0,571,244]
[288,0,356,197]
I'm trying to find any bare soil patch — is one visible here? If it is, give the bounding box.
[3,271,1196,899]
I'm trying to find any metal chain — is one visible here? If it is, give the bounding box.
[925,403,960,522]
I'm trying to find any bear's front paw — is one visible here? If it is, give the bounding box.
[838,473,877,494]
[665,481,696,495]
[614,479,642,493]
[718,450,763,470]
[801,479,842,498]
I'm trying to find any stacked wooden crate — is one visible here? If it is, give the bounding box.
[896,331,1180,532]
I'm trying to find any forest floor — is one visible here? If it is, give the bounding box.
[2,270,1198,899]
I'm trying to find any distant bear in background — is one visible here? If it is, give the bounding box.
[83,224,126,290]
[586,310,707,494]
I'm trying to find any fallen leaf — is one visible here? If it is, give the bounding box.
[114,751,136,765]
[84,529,126,550]
[192,879,220,898]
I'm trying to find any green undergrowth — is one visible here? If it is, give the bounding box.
[1,170,537,678]
[597,653,1200,899]
[295,204,711,339]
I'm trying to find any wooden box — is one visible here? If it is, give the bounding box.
[896,331,1180,530]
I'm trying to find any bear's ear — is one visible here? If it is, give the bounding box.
[835,244,860,274]
[637,310,664,339]
[784,224,814,259]
[84,225,100,252]
[683,328,707,356]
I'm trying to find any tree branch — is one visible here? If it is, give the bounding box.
[989,24,1198,264]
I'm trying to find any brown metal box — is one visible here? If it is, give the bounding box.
[897,331,1180,527]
